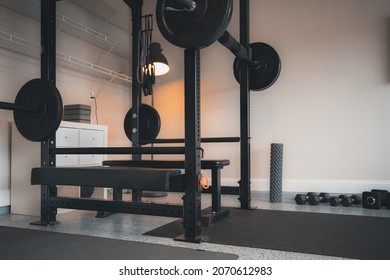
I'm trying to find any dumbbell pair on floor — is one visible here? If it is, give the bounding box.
[295,192,330,206]
[329,195,362,207]
[295,192,362,207]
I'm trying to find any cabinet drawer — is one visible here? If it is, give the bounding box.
[79,154,104,165]
[56,154,79,166]
[79,129,104,165]
[79,129,104,147]
[56,127,79,147]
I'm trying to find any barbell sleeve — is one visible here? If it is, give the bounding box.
[0,101,39,113]
[218,31,252,63]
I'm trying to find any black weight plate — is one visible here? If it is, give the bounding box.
[14,79,63,142]
[156,0,233,49]
[124,104,161,144]
[234,42,281,91]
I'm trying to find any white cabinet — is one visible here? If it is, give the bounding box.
[10,121,108,216]
[79,129,105,165]
[55,125,106,166]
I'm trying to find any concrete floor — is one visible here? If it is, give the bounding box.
[1,191,389,260]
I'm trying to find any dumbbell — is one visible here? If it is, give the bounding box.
[295,192,330,205]
[341,195,362,207]
[329,195,347,206]
[362,189,388,209]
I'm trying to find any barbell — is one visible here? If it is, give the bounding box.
[1,79,163,145]
[156,0,281,91]
[0,79,63,142]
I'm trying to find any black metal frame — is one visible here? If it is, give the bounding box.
[238,0,252,209]
[34,0,251,242]
[129,0,143,203]
[180,48,203,242]
[32,0,58,226]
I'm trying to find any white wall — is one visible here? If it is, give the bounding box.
[144,0,390,193]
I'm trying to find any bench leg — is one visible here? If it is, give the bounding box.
[200,168,230,227]
[96,188,123,218]
[211,168,222,212]
[113,188,123,200]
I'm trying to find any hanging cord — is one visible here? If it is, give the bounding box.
[151,81,155,160]
[136,14,154,96]
[136,30,144,85]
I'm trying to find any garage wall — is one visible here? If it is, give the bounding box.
[144,0,390,193]
[0,0,132,207]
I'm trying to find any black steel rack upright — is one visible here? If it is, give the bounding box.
[124,0,203,242]
[34,0,58,226]
[238,0,252,209]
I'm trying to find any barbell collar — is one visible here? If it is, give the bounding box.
[0,101,39,113]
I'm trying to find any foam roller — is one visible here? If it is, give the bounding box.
[270,143,283,203]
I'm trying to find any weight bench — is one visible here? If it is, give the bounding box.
[102,159,231,225]
[31,166,183,191]
[30,166,189,228]
[30,161,230,226]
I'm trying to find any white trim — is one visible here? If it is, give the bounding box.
[221,178,390,194]
[0,188,10,207]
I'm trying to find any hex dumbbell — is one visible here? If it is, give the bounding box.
[329,195,347,206]
[295,192,330,205]
[295,193,311,205]
[341,195,362,207]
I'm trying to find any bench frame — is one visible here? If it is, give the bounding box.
[102,160,231,226]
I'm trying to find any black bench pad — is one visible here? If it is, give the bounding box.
[102,160,230,169]
[31,167,182,191]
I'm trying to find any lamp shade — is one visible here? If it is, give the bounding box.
[149,42,169,76]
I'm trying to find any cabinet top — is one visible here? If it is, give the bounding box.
[60,121,107,131]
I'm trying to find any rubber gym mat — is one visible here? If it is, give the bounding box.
[145,208,390,259]
[0,226,238,260]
